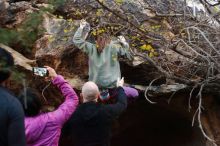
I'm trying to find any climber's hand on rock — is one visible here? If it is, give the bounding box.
[80,19,88,29]
[118,36,128,46]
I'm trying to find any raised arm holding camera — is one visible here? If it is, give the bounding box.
[18,66,79,146]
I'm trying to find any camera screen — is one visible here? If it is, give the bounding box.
[33,67,47,77]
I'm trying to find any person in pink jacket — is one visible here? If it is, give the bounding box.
[18,66,79,146]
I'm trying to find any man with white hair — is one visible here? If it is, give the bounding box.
[62,78,127,146]
[81,81,100,102]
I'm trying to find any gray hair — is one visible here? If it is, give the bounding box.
[82,81,99,102]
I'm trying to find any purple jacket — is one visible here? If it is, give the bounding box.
[25,75,79,146]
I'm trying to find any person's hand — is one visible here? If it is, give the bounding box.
[44,66,57,80]
[117,77,124,87]
[118,36,126,42]
[118,36,128,46]
[80,19,88,29]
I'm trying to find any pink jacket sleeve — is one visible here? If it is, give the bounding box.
[49,75,79,126]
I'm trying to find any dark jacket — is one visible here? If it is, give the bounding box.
[62,87,127,146]
[0,86,26,146]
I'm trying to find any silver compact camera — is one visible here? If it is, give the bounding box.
[33,67,48,77]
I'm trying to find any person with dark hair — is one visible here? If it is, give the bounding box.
[0,48,14,83]
[19,88,42,117]
[62,78,127,146]
[0,47,26,146]
[18,66,79,146]
[73,20,139,101]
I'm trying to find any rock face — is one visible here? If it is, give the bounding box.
[34,15,89,88]
[35,15,78,70]
[200,96,220,146]
[35,15,77,59]
[0,0,10,26]
[0,43,35,70]
[0,1,37,27]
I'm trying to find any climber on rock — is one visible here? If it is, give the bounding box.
[72,19,139,102]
